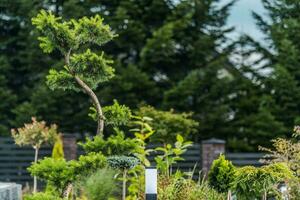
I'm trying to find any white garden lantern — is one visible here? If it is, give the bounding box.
[145,167,157,200]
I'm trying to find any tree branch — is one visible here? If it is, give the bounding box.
[64,49,104,136]
[74,76,104,136]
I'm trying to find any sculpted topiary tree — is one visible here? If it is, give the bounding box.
[32,10,116,136]
[11,117,58,193]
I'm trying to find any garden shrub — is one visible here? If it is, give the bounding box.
[208,154,236,193]
[28,152,107,195]
[81,168,118,200]
[136,106,198,143]
[52,134,64,160]
[158,174,226,200]
[155,134,192,177]
[24,192,62,200]
[80,129,140,156]
[260,127,300,176]
[232,163,293,200]
[28,158,72,194]
[288,177,300,200]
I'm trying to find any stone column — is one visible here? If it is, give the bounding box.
[62,134,77,160]
[201,138,226,175]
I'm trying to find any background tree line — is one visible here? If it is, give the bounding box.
[1,0,299,151]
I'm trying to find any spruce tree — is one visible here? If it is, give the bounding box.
[251,0,300,133]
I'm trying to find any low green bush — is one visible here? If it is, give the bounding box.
[28,152,107,195]
[158,174,226,200]
[52,134,64,160]
[81,168,118,200]
[80,129,140,156]
[232,163,293,200]
[208,154,236,193]
[24,192,61,200]
[27,158,72,194]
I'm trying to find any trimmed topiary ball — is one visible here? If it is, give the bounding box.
[107,155,139,170]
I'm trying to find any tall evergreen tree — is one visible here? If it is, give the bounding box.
[250,0,300,135]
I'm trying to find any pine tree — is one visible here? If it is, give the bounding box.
[32,10,116,136]
[161,0,237,141]
[250,0,300,133]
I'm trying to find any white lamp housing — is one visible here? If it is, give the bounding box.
[145,167,157,200]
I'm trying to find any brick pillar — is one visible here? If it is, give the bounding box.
[201,138,225,175]
[62,134,77,160]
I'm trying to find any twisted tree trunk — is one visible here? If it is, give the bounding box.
[74,76,104,136]
[65,50,104,136]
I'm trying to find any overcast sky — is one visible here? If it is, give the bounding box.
[226,0,265,42]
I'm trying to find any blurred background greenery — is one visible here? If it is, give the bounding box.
[1,0,299,151]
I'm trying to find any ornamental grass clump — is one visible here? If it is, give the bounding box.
[107,156,139,200]
[81,168,118,200]
[158,173,226,200]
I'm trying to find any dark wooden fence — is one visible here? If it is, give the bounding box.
[148,144,202,175]
[0,137,52,185]
[226,153,264,167]
[0,137,265,186]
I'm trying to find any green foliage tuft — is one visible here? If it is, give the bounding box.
[72,15,117,46]
[107,155,139,170]
[232,163,293,200]
[32,10,116,54]
[24,192,62,200]
[69,152,107,179]
[46,69,77,91]
[81,168,118,200]
[158,175,226,200]
[28,157,72,194]
[80,129,140,156]
[32,10,76,54]
[28,152,107,195]
[102,100,132,126]
[155,134,192,177]
[208,154,236,193]
[136,106,198,143]
[89,100,132,127]
[52,134,64,160]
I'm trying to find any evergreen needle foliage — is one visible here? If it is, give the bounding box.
[52,134,64,160]
[32,10,117,135]
[208,154,236,193]
[81,168,118,200]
